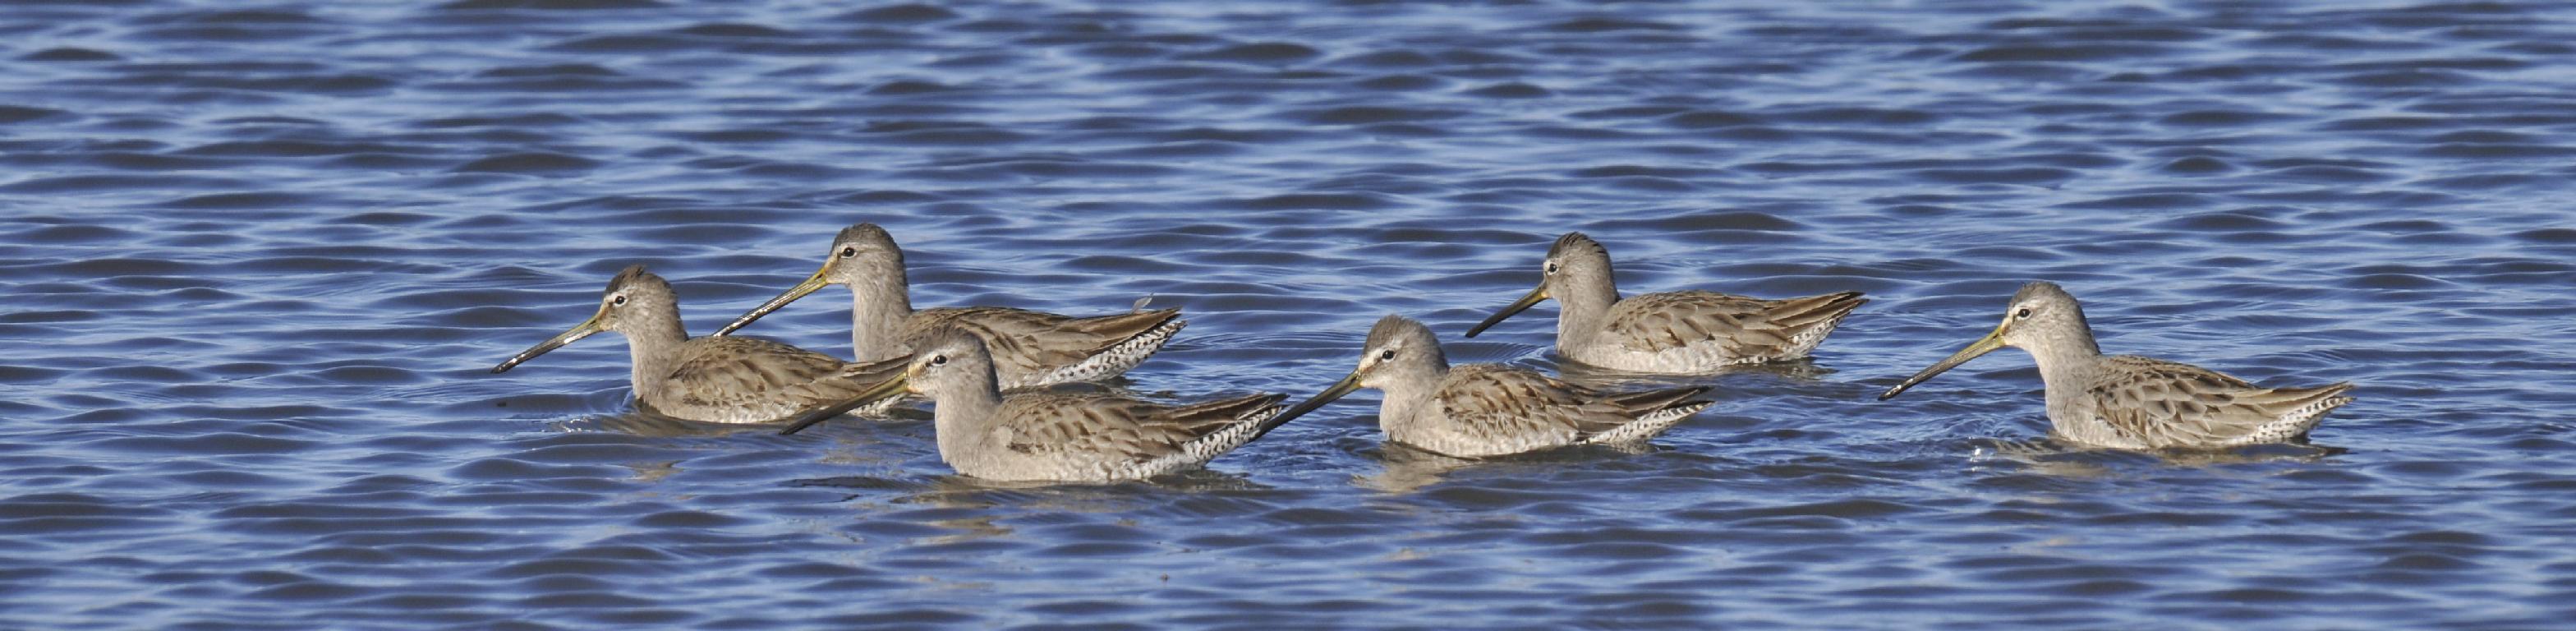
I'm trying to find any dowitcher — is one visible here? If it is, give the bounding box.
[491,265,907,424]
[1464,233,1867,373]
[713,223,1183,389]
[1276,315,1711,458]
[779,328,1291,482]
[1879,281,2353,449]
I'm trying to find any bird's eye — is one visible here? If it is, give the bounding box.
[611,295,628,306]
[2014,307,2031,320]
[928,354,947,366]
[1544,262,1559,274]
[839,246,858,258]
[1378,349,1396,361]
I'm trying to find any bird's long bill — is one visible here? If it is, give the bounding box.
[1463,284,1550,338]
[491,309,606,374]
[712,265,830,337]
[1878,326,2007,400]
[1268,371,1365,429]
[777,372,910,435]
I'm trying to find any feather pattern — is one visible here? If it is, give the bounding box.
[1884,281,2354,449]
[896,329,1290,482]
[2059,356,2353,449]
[1587,289,1868,371]
[1337,316,1711,458]
[968,391,1287,481]
[1475,233,1865,374]
[903,306,1184,389]
[718,223,1184,389]
[648,338,908,423]
[494,265,907,425]
[1399,365,1712,458]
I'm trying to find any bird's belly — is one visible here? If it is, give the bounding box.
[637,393,802,424]
[1386,412,1577,458]
[950,451,1125,483]
[1562,342,1736,375]
[638,388,904,425]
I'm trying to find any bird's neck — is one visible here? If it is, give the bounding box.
[928,371,1007,467]
[1554,277,1620,343]
[2027,324,2104,417]
[849,278,915,362]
[1375,361,1448,433]
[623,310,689,398]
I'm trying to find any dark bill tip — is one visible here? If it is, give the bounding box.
[1464,285,1548,338]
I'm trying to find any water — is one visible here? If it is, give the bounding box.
[4,0,2574,627]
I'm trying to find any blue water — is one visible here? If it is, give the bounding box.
[4,0,2574,628]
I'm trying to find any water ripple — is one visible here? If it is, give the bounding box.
[0,0,2572,628]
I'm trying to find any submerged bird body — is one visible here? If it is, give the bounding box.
[1281,315,1711,458]
[629,336,901,423]
[1466,233,1865,373]
[1880,281,2353,449]
[936,389,1287,482]
[715,223,1182,389]
[780,329,1289,483]
[2045,355,2353,449]
[1387,364,1709,458]
[491,265,904,424]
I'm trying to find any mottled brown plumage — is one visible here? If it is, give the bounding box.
[991,391,1285,464]
[1465,232,1865,373]
[491,265,907,424]
[1598,289,1866,357]
[1276,315,1710,458]
[779,329,1290,482]
[649,336,903,420]
[713,223,1183,389]
[902,304,1181,387]
[1880,281,2354,449]
[2073,356,2355,448]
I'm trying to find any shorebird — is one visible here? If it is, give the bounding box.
[1879,281,2353,449]
[713,223,1183,389]
[492,265,906,424]
[1280,315,1711,458]
[1465,232,1865,373]
[779,328,1291,482]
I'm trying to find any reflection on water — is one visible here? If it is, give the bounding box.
[1357,441,1665,495]
[1971,437,2348,478]
[623,458,683,484]
[569,412,767,437]
[1355,444,1484,494]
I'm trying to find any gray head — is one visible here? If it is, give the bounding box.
[493,265,683,373]
[1465,232,1620,338]
[819,223,905,285]
[1879,281,2100,400]
[897,327,1000,402]
[1357,314,1449,389]
[1996,281,2094,352]
[713,222,909,336]
[775,326,984,436]
[1543,232,1615,285]
[1271,314,1451,426]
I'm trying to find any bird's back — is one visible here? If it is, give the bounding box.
[906,306,1184,389]
[647,336,895,423]
[951,390,1284,481]
[1399,365,1702,458]
[2063,355,2353,449]
[1578,290,1865,372]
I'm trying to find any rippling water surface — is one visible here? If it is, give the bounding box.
[5,0,2574,627]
